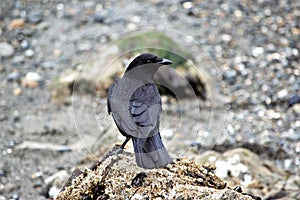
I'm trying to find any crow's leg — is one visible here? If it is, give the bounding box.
[120,137,130,149]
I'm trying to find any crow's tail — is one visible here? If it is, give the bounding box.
[131,132,172,169]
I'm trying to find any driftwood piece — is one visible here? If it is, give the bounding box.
[56,145,260,200]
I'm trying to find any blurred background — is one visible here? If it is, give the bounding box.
[0,0,299,199]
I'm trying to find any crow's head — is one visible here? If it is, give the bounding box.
[125,53,172,73]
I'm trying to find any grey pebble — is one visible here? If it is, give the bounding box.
[41,61,57,69]
[0,42,14,58]
[222,69,237,84]
[27,10,43,24]
[25,49,35,57]
[7,72,20,81]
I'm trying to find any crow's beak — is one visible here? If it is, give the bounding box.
[158,58,172,65]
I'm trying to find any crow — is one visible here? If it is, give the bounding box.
[107,53,173,169]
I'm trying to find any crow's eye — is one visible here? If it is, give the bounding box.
[146,60,151,63]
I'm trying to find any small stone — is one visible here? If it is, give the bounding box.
[222,69,237,84]
[161,129,174,140]
[93,13,106,23]
[234,10,243,18]
[7,72,20,81]
[277,89,288,99]
[77,42,93,52]
[22,72,42,88]
[20,40,30,49]
[13,88,22,96]
[27,10,43,24]
[221,34,232,42]
[252,47,264,57]
[53,49,62,56]
[48,186,60,199]
[126,23,137,30]
[0,169,5,177]
[12,55,25,63]
[8,18,25,29]
[25,49,35,57]
[291,28,300,35]
[25,72,42,82]
[41,61,57,69]
[288,95,300,107]
[182,2,193,9]
[0,42,14,58]
[266,110,281,119]
[36,21,50,30]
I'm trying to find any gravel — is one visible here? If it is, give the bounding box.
[0,0,299,199]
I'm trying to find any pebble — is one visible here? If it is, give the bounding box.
[266,110,281,119]
[251,47,264,57]
[288,95,300,107]
[27,10,43,24]
[222,69,237,84]
[221,34,232,42]
[13,88,22,96]
[0,195,6,200]
[76,42,93,52]
[93,13,106,23]
[8,18,25,29]
[20,40,30,50]
[22,72,42,88]
[25,49,35,57]
[7,72,20,81]
[182,2,193,9]
[25,72,42,82]
[12,55,25,64]
[161,129,174,140]
[276,89,288,99]
[41,61,57,69]
[0,42,14,58]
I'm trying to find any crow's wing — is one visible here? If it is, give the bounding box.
[129,83,162,128]
[108,80,162,138]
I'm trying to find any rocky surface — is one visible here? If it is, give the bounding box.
[0,0,300,199]
[56,145,258,200]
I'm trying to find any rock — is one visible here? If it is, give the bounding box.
[0,195,6,200]
[7,72,20,81]
[195,148,295,199]
[291,27,300,35]
[13,88,22,96]
[0,42,14,58]
[251,47,264,57]
[25,72,42,82]
[266,110,281,119]
[93,13,106,23]
[22,72,42,88]
[161,129,174,140]
[56,145,258,200]
[27,10,43,24]
[49,68,79,104]
[20,40,30,50]
[76,42,93,52]
[40,61,57,69]
[24,49,34,57]
[288,94,300,107]
[8,18,25,29]
[222,69,237,84]
[44,170,69,199]
[277,89,288,99]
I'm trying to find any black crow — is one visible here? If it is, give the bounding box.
[107,53,173,169]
